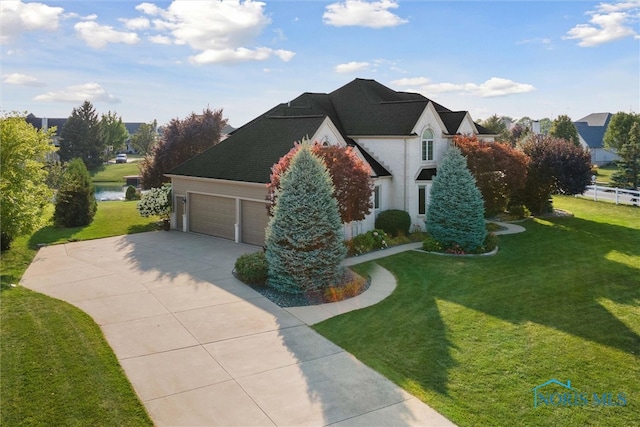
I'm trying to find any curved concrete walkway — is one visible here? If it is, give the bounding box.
[21,231,455,427]
[288,219,526,325]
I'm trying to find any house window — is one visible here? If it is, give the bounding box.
[418,186,426,215]
[374,186,381,209]
[421,129,434,161]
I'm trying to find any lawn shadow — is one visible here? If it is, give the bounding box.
[372,214,639,399]
[28,223,85,249]
[439,216,640,354]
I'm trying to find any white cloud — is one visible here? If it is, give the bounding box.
[392,76,535,98]
[335,61,371,73]
[323,0,407,28]
[190,47,294,65]
[144,0,269,50]
[3,72,45,87]
[135,2,163,16]
[0,0,64,44]
[74,21,140,48]
[391,77,431,86]
[34,82,120,103]
[135,0,292,64]
[120,17,150,31]
[565,1,639,46]
[464,78,536,97]
[148,34,173,45]
[595,1,640,13]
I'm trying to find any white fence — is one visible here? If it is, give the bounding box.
[581,185,640,206]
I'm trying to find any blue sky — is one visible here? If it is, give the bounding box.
[2,0,639,128]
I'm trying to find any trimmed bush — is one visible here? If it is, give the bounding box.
[125,185,140,201]
[234,252,268,285]
[375,209,410,237]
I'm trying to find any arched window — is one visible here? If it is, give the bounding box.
[421,129,434,161]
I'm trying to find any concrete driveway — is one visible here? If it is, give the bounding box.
[20,231,454,426]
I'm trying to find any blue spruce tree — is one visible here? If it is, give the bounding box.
[426,146,486,252]
[265,142,346,294]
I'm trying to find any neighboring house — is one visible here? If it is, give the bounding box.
[168,78,495,246]
[574,113,618,165]
[25,113,66,162]
[220,124,236,141]
[123,122,145,154]
[26,113,154,157]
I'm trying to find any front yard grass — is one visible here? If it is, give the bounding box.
[1,287,152,426]
[91,162,141,183]
[1,201,158,425]
[314,196,639,426]
[594,163,616,185]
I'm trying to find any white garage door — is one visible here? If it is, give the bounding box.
[241,200,269,246]
[189,194,235,240]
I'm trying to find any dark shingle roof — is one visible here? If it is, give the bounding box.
[170,114,326,183]
[574,113,612,149]
[170,78,488,182]
[124,122,144,135]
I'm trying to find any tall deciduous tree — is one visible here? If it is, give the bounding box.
[426,146,486,252]
[604,112,640,151]
[520,135,592,214]
[267,142,374,223]
[54,158,97,227]
[131,120,158,155]
[140,108,227,189]
[539,118,552,135]
[455,135,529,216]
[60,101,104,169]
[550,114,580,146]
[611,121,640,189]
[0,114,55,250]
[265,143,346,294]
[509,123,530,146]
[99,111,129,155]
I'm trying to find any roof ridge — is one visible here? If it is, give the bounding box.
[269,114,326,119]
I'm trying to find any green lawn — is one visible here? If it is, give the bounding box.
[595,164,616,185]
[29,201,159,248]
[91,162,141,182]
[314,196,639,426]
[1,201,158,425]
[1,287,152,426]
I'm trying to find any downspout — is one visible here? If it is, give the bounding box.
[403,137,408,211]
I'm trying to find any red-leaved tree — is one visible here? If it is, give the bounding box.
[267,141,374,224]
[455,135,529,216]
[140,107,227,189]
[519,135,592,215]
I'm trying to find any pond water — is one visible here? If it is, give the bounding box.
[94,183,127,201]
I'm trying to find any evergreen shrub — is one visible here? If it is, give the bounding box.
[54,158,97,227]
[125,185,140,201]
[426,146,486,252]
[265,143,346,294]
[234,252,268,285]
[375,209,411,237]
